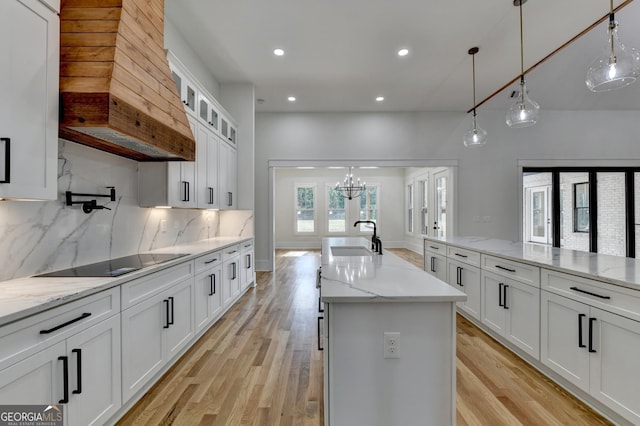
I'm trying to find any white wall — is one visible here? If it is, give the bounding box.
[274,167,405,248]
[255,109,640,271]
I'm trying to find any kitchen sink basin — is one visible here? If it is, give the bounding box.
[331,246,373,256]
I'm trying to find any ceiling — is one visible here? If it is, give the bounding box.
[165,0,640,113]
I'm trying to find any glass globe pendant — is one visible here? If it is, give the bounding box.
[506,76,540,128]
[506,0,540,128]
[585,7,640,92]
[463,47,487,148]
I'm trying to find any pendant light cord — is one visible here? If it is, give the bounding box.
[518,0,525,104]
[609,0,616,61]
[472,53,477,118]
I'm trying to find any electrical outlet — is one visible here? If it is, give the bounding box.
[384,332,400,359]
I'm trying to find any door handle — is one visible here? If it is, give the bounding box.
[208,187,214,204]
[430,256,436,272]
[168,296,175,325]
[181,181,188,202]
[578,313,586,348]
[503,285,509,309]
[498,283,504,307]
[58,356,69,404]
[72,348,82,394]
[209,273,216,296]
[588,317,597,353]
[0,138,9,184]
[163,299,170,328]
[456,266,463,286]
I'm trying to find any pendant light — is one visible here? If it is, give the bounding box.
[585,0,640,92]
[463,47,487,148]
[506,0,540,128]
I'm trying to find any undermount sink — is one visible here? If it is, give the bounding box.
[331,246,373,256]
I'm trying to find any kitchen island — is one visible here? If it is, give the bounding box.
[320,237,465,426]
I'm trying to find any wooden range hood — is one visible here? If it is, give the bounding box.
[59,0,195,161]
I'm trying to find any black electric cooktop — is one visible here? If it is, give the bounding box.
[36,253,189,278]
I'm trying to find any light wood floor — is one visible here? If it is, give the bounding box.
[117,249,611,426]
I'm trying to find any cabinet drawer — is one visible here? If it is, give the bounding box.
[222,244,240,260]
[541,268,640,322]
[121,262,193,309]
[0,287,119,370]
[194,251,222,274]
[240,240,254,252]
[481,255,540,287]
[447,246,480,267]
[424,240,446,254]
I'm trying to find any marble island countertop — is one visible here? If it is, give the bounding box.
[0,236,253,327]
[320,237,466,303]
[427,236,640,292]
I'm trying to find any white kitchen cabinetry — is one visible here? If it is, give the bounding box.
[481,270,540,358]
[424,240,447,282]
[194,251,223,333]
[170,65,197,117]
[447,258,480,320]
[138,116,197,208]
[220,115,237,147]
[196,122,219,209]
[218,140,237,210]
[240,240,256,291]
[197,93,220,134]
[221,245,240,305]
[0,0,58,200]
[0,289,121,426]
[121,267,194,402]
[541,270,640,424]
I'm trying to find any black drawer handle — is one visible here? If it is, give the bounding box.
[163,299,170,329]
[429,245,440,250]
[40,313,91,334]
[495,265,516,273]
[454,253,468,258]
[72,348,82,394]
[589,317,597,353]
[59,356,69,404]
[317,316,324,351]
[498,283,504,307]
[204,257,218,264]
[227,250,238,255]
[578,313,586,348]
[569,287,611,300]
[0,137,9,184]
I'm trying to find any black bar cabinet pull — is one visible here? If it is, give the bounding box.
[59,356,69,403]
[589,317,597,353]
[247,254,252,269]
[181,181,188,202]
[163,299,170,328]
[454,252,468,258]
[456,266,463,286]
[72,348,82,394]
[578,314,586,348]
[0,137,9,184]
[503,285,509,309]
[317,316,324,351]
[204,257,218,264]
[498,283,504,307]
[40,313,91,334]
[168,297,175,325]
[209,273,216,296]
[430,256,436,272]
[429,245,439,250]
[232,262,237,280]
[495,265,516,273]
[569,287,611,300]
[208,187,214,204]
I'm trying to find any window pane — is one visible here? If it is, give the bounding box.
[436,177,446,238]
[358,187,378,232]
[328,188,346,233]
[420,180,428,235]
[597,172,625,256]
[296,186,315,233]
[523,172,552,244]
[560,172,589,252]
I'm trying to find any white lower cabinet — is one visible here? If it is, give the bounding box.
[222,257,240,305]
[541,290,640,424]
[446,259,480,320]
[240,240,255,291]
[121,277,194,402]
[425,251,447,282]
[481,271,540,358]
[194,263,223,333]
[0,315,121,426]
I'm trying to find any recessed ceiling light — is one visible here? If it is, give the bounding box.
[273,48,285,56]
[397,48,409,57]
[376,96,385,102]
[288,96,296,102]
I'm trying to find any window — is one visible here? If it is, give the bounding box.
[358,186,378,232]
[407,183,414,233]
[295,185,315,233]
[573,182,589,233]
[327,186,347,233]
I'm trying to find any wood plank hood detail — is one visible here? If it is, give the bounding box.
[59,0,195,161]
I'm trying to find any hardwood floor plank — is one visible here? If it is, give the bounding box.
[117,248,611,426]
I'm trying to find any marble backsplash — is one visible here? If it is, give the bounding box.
[0,140,253,282]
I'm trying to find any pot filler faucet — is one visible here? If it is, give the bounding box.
[353,221,382,254]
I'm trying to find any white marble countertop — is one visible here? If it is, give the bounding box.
[0,236,253,327]
[426,236,640,291]
[320,237,466,303]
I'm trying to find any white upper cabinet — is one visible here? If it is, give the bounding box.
[170,66,197,117]
[0,0,58,200]
[219,140,237,210]
[198,94,220,134]
[196,123,219,209]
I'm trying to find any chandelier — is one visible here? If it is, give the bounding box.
[335,167,366,200]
